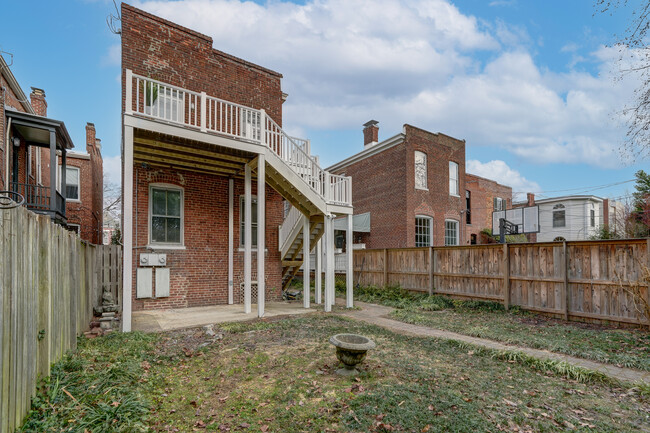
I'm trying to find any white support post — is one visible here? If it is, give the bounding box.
[257,155,266,318]
[259,109,266,146]
[122,125,134,331]
[200,91,207,132]
[346,214,354,308]
[324,214,335,312]
[228,178,234,305]
[303,215,310,309]
[315,239,322,304]
[125,69,133,115]
[244,164,252,314]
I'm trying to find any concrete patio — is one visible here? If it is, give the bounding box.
[132,301,316,332]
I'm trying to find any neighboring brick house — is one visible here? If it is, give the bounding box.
[120,4,353,330]
[328,121,467,248]
[59,123,104,244]
[465,173,512,244]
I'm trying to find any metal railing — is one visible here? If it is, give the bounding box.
[125,70,351,206]
[10,182,66,217]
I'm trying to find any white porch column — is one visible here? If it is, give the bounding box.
[257,155,265,318]
[228,178,234,305]
[303,215,310,309]
[121,125,134,332]
[315,239,322,304]
[346,214,354,308]
[324,214,334,312]
[244,164,252,314]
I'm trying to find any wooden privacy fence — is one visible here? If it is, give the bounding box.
[0,206,122,433]
[354,239,650,326]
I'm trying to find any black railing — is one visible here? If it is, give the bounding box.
[10,182,66,218]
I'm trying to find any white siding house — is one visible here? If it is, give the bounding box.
[536,195,603,242]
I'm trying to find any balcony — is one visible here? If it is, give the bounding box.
[10,182,66,222]
[125,70,352,207]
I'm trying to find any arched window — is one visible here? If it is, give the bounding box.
[552,204,565,228]
[554,236,566,242]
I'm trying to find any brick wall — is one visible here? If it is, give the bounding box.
[466,173,512,244]
[131,166,284,311]
[0,73,29,190]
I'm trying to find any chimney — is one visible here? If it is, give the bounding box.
[526,193,535,207]
[363,120,379,148]
[86,123,96,153]
[95,138,102,152]
[603,198,609,227]
[30,87,47,116]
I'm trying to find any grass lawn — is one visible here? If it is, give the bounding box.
[345,285,650,372]
[21,313,649,433]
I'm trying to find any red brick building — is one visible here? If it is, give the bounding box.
[60,123,104,244]
[120,4,353,330]
[329,121,467,247]
[465,173,512,244]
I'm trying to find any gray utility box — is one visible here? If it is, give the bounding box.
[137,253,170,299]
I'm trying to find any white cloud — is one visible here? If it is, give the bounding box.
[102,43,120,67]
[466,160,540,200]
[132,0,636,169]
[103,154,121,187]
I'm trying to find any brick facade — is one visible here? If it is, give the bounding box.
[61,123,104,244]
[122,4,286,310]
[465,173,512,244]
[0,69,30,190]
[331,123,467,247]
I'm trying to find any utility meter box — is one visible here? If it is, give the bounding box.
[139,253,167,267]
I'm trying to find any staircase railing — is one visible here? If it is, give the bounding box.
[126,70,351,206]
[278,205,303,253]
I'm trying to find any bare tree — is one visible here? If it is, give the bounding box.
[103,174,121,226]
[596,0,650,161]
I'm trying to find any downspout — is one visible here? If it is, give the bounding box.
[4,116,11,189]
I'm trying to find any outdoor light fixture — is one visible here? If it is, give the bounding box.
[12,137,20,147]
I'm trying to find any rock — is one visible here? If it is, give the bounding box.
[90,321,100,328]
[204,324,216,337]
[84,331,97,339]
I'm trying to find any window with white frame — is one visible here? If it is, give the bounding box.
[449,161,459,196]
[65,167,80,201]
[150,185,183,245]
[444,219,459,246]
[590,208,595,227]
[553,204,566,228]
[415,151,427,190]
[493,197,506,211]
[415,216,432,247]
[240,196,258,247]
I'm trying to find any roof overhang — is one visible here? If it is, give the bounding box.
[326,133,405,173]
[6,108,74,150]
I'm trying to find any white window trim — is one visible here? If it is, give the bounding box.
[414,151,428,191]
[239,195,258,248]
[449,161,459,197]
[148,183,184,248]
[67,223,80,235]
[415,215,433,247]
[60,166,81,202]
[444,219,459,246]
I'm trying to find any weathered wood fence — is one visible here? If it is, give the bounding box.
[0,206,122,433]
[354,239,650,326]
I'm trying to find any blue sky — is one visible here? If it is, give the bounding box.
[1,0,646,202]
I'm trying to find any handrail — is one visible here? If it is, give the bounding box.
[278,205,303,252]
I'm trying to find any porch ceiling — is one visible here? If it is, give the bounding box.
[133,129,256,178]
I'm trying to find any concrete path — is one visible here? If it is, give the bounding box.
[133,302,315,332]
[338,301,650,385]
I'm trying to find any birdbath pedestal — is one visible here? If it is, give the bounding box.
[329,333,376,376]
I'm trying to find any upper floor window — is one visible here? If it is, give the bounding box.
[65,167,80,201]
[553,204,566,228]
[590,209,595,227]
[415,151,427,190]
[466,190,471,224]
[150,185,183,245]
[449,161,459,196]
[445,219,459,246]
[240,196,258,247]
[415,216,432,247]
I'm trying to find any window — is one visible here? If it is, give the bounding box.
[240,196,258,247]
[590,209,595,227]
[465,190,471,224]
[150,186,183,245]
[65,167,80,201]
[449,161,459,196]
[553,204,566,228]
[415,151,427,190]
[493,197,506,211]
[67,224,80,234]
[445,220,459,246]
[415,216,432,247]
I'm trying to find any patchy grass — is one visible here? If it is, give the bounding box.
[22,314,649,432]
[344,285,650,371]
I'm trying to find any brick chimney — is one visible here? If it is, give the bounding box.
[363,120,379,148]
[526,193,535,207]
[603,198,609,227]
[30,87,47,116]
[86,123,96,153]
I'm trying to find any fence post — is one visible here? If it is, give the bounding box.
[646,238,649,318]
[429,247,434,295]
[563,241,569,321]
[503,243,510,310]
[383,248,388,288]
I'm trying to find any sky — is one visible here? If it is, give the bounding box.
[1,0,647,202]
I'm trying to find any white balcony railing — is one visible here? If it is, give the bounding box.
[125,70,351,207]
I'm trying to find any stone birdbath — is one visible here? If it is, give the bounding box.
[329,334,376,376]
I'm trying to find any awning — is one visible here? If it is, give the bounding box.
[333,212,371,232]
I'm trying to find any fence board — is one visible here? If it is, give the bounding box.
[355,239,649,326]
